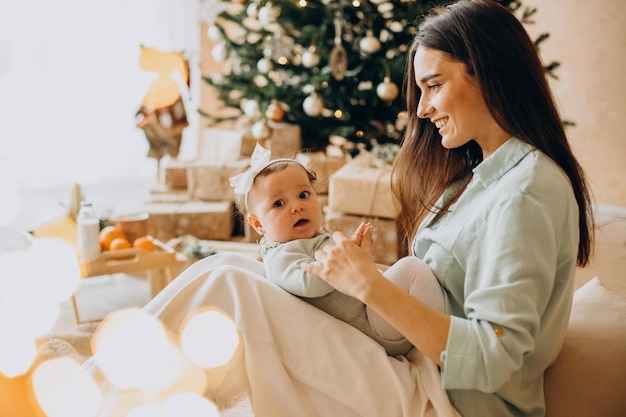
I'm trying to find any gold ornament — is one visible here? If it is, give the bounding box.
[359,30,381,54]
[376,77,399,102]
[266,101,285,122]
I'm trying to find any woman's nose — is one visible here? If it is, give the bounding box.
[416,95,432,119]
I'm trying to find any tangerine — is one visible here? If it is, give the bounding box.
[133,236,156,251]
[109,237,131,251]
[99,226,126,251]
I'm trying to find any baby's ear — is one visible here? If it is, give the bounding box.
[247,214,264,234]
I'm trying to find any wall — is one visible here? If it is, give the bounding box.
[522,0,626,210]
[199,0,626,210]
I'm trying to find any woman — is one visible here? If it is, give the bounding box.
[304,0,594,416]
[104,1,593,416]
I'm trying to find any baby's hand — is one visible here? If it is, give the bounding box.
[351,222,374,254]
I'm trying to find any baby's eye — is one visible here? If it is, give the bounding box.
[299,191,310,199]
[273,200,285,208]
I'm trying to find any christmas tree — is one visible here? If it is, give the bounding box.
[200,0,537,153]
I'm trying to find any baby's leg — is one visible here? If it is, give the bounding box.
[367,256,444,341]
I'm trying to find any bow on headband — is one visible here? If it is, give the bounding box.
[229,143,299,209]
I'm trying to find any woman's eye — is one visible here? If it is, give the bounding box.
[273,200,285,208]
[428,83,441,91]
[299,191,310,199]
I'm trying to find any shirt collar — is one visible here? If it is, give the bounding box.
[472,137,535,188]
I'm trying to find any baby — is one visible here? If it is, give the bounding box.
[230,144,444,356]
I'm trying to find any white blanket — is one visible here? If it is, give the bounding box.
[108,253,462,417]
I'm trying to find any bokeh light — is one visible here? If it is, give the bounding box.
[0,332,37,377]
[93,307,183,392]
[157,354,208,402]
[161,392,219,417]
[0,238,80,377]
[32,356,103,417]
[126,404,164,417]
[180,308,240,369]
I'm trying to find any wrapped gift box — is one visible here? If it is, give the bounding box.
[198,127,245,161]
[328,155,400,219]
[149,188,192,203]
[324,209,401,265]
[144,201,234,241]
[162,158,190,190]
[187,158,250,202]
[242,122,302,158]
[296,152,347,194]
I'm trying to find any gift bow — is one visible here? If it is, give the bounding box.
[229,143,272,196]
[229,143,300,209]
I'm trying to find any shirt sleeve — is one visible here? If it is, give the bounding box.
[440,192,560,392]
[264,240,335,298]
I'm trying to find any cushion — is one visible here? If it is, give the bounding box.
[544,277,626,417]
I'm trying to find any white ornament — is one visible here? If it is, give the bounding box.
[258,4,278,24]
[211,42,228,62]
[303,94,324,117]
[388,21,404,32]
[377,2,394,14]
[359,31,381,54]
[376,77,399,101]
[246,3,258,18]
[257,57,273,73]
[243,100,261,120]
[253,75,269,88]
[251,120,272,140]
[207,25,221,41]
[302,47,321,68]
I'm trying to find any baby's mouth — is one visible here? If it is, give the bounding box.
[294,219,309,227]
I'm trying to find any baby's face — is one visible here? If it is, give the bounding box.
[247,164,323,243]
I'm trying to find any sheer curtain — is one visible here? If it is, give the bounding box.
[0,0,201,189]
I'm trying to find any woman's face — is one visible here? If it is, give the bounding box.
[413,45,509,157]
[247,164,323,243]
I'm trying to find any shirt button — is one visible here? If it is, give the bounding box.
[495,327,504,337]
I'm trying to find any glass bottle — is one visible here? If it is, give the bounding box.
[77,201,101,263]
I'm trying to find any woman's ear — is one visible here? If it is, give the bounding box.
[247,214,264,235]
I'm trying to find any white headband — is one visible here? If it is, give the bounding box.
[229,143,302,210]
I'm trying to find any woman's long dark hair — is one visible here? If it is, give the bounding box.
[392,0,594,266]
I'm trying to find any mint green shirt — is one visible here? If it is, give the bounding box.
[412,138,579,417]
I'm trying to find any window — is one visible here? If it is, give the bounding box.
[0,0,200,188]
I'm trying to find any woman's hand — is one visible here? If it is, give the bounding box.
[301,230,381,301]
